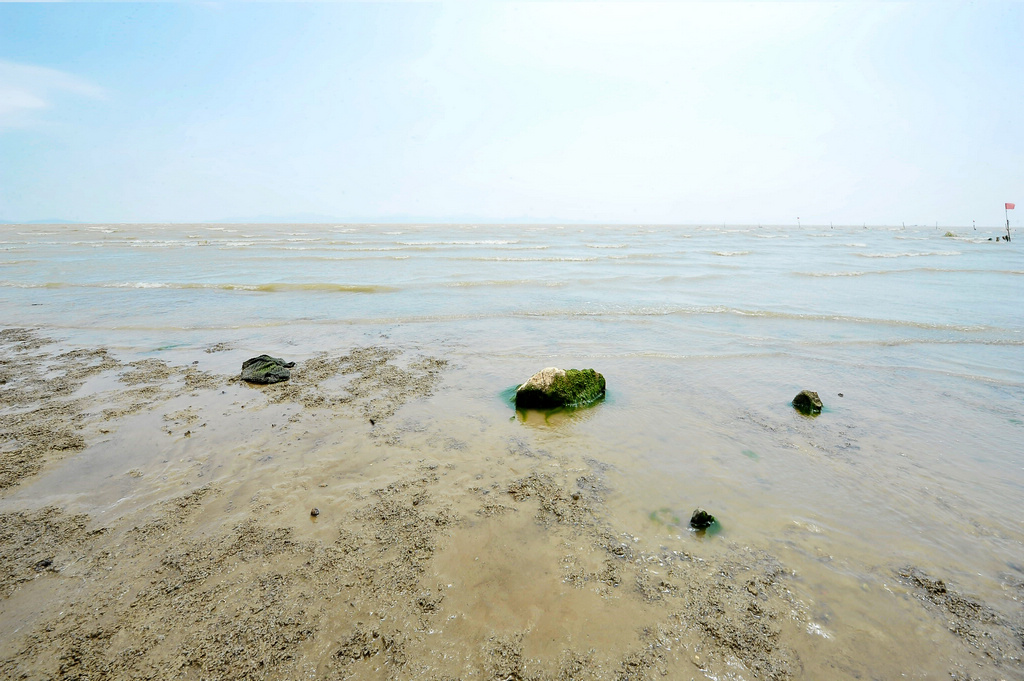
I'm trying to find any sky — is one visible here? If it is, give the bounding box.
[0,2,1021,225]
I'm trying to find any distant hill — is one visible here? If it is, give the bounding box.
[0,219,81,225]
[0,215,593,225]
[206,213,345,224]
[207,213,592,225]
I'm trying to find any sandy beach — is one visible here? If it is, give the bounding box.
[6,0,1024,675]
[1,325,1021,680]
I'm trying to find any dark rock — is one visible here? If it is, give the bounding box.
[310,508,320,517]
[792,390,823,414]
[240,355,295,384]
[690,508,715,530]
[514,367,606,410]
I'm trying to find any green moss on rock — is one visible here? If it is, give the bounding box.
[514,367,606,410]
[690,508,716,530]
[792,389,822,415]
[240,355,295,384]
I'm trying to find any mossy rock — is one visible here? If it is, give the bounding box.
[690,508,716,530]
[240,355,295,384]
[514,367,606,410]
[792,389,822,415]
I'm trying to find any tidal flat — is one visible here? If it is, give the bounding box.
[1,223,1022,679]
[0,326,1021,680]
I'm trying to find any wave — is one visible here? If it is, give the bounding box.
[720,307,994,332]
[216,243,552,254]
[439,273,725,287]
[52,306,1022,340]
[857,251,961,258]
[654,273,727,283]
[433,305,1002,333]
[450,256,600,262]
[397,240,520,246]
[486,304,997,333]
[226,282,396,293]
[712,251,751,256]
[795,268,1024,278]
[444,279,568,289]
[604,253,680,261]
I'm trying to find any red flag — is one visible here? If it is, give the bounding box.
[1007,203,1016,210]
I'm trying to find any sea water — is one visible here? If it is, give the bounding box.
[1,222,1022,674]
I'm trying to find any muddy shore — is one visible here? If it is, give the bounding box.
[1,327,1021,680]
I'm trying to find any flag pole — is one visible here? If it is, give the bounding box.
[1007,204,1012,242]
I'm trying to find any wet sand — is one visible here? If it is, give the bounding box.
[1,327,1021,680]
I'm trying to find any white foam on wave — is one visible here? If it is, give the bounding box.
[398,240,519,246]
[858,251,960,258]
[463,256,599,262]
[796,271,869,277]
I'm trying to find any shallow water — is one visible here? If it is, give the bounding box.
[1,222,1022,677]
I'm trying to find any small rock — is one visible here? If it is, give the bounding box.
[690,508,715,530]
[838,392,844,397]
[310,508,320,517]
[240,355,295,384]
[792,390,823,414]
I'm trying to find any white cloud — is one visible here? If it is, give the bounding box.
[0,60,104,127]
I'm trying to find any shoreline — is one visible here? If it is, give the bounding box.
[1,327,1021,680]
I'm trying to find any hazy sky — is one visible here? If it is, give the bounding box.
[0,2,1020,225]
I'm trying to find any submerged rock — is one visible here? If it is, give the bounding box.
[690,508,716,530]
[240,355,295,384]
[514,367,606,410]
[792,390,823,415]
